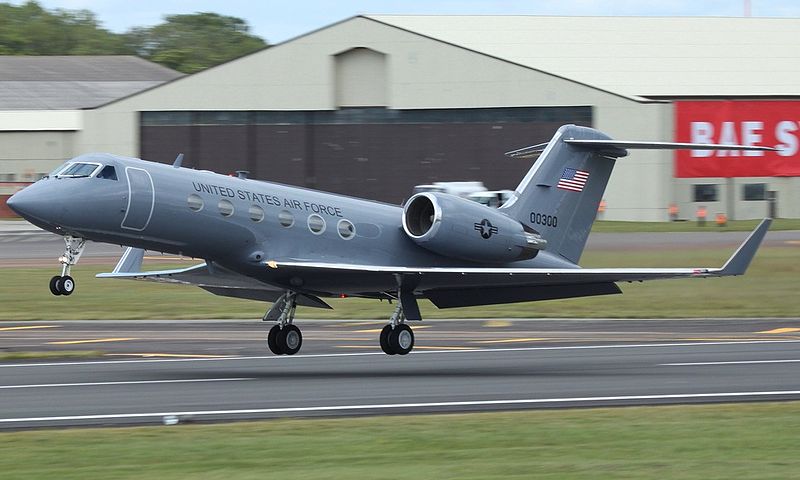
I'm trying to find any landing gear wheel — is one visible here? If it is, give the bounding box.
[388,324,414,355]
[49,276,63,296]
[278,324,302,356]
[267,324,284,355]
[59,275,75,296]
[379,325,395,355]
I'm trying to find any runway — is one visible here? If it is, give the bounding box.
[1,318,799,429]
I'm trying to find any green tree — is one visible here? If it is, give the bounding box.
[0,1,130,55]
[124,13,268,73]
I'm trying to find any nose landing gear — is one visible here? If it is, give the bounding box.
[49,236,85,296]
[263,291,302,355]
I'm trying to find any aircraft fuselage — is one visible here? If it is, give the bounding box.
[10,154,572,295]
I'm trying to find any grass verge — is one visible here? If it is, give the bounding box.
[2,246,797,320]
[0,350,104,361]
[591,218,800,232]
[1,402,799,479]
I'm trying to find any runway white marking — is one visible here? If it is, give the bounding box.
[663,359,800,366]
[0,378,253,390]
[2,339,799,369]
[2,390,800,424]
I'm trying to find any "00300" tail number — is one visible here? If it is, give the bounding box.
[529,212,557,228]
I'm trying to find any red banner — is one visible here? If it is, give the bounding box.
[674,101,800,177]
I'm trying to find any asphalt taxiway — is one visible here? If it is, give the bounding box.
[1,318,799,429]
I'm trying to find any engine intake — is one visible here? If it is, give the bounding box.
[402,192,545,263]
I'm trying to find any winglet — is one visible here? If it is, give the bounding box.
[716,218,771,276]
[111,247,145,274]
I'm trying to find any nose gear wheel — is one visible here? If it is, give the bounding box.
[49,236,85,296]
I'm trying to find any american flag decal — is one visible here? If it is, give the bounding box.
[557,168,589,192]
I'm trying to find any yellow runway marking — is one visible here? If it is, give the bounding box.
[48,338,137,345]
[758,328,800,334]
[333,322,384,328]
[354,325,432,333]
[474,338,547,344]
[483,320,513,328]
[0,325,59,332]
[106,353,233,358]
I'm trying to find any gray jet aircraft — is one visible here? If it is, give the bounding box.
[7,125,773,356]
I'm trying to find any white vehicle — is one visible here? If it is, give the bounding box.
[468,190,514,208]
[412,181,487,197]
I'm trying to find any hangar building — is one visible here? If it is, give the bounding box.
[11,16,800,220]
[0,56,181,216]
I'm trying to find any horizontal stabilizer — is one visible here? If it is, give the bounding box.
[564,139,777,158]
[504,142,550,159]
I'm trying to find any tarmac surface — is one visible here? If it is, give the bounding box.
[2,222,799,429]
[1,318,799,429]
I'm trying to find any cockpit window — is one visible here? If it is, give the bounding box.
[96,165,117,180]
[56,162,101,178]
[49,163,72,177]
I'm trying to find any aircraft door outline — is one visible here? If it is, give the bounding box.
[121,167,155,231]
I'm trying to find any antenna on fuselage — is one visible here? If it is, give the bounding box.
[172,153,184,168]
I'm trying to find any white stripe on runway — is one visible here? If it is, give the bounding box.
[2,390,800,424]
[2,339,799,369]
[0,378,252,390]
[662,359,800,366]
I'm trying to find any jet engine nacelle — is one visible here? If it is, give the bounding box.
[402,192,545,263]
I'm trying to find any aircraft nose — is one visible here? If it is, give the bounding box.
[6,189,25,216]
[6,185,48,221]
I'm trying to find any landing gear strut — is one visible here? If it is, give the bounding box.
[379,303,415,355]
[263,291,302,355]
[49,235,85,296]
[379,277,421,355]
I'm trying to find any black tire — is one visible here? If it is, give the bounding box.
[389,324,414,355]
[267,324,283,355]
[59,275,75,296]
[279,324,302,356]
[379,325,395,355]
[49,276,62,296]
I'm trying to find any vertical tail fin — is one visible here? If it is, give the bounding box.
[500,125,616,264]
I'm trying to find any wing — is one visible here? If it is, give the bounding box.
[268,219,771,307]
[97,250,331,309]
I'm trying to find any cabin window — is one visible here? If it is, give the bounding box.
[307,214,326,234]
[278,210,294,227]
[96,165,118,180]
[337,219,355,240]
[56,162,101,178]
[187,194,204,212]
[249,205,265,222]
[218,199,234,217]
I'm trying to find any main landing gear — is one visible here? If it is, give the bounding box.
[379,303,415,355]
[263,291,302,355]
[49,235,85,296]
